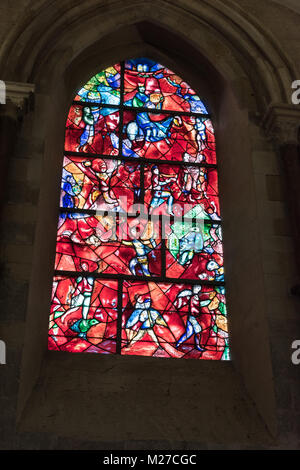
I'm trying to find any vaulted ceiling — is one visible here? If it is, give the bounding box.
[271,0,300,14]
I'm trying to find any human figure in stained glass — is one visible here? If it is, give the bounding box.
[125,295,167,346]
[61,171,83,208]
[77,105,119,153]
[182,156,207,204]
[195,117,208,151]
[77,106,100,152]
[58,265,100,341]
[84,159,121,210]
[131,84,148,107]
[164,73,207,113]
[174,286,205,352]
[215,314,230,360]
[150,165,175,215]
[121,223,157,277]
[178,226,204,265]
[68,264,94,320]
[144,77,164,109]
[50,58,228,359]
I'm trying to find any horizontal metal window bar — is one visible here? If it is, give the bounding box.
[64,151,218,169]
[53,269,226,287]
[71,100,212,119]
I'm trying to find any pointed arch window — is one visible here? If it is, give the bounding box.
[48,58,230,360]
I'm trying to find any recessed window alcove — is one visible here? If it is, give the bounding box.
[17,21,277,446]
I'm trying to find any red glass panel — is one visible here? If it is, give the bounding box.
[55,213,162,278]
[144,163,220,220]
[165,222,224,281]
[61,156,140,212]
[122,111,216,163]
[48,276,118,354]
[124,59,208,114]
[121,282,228,360]
[65,105,119,155]
[49,58,229,361]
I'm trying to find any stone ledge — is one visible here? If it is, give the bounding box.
[263,104,300,145]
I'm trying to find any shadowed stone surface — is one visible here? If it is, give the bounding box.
[0,0,300,450]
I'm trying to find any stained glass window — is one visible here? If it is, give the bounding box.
[48,58,230,360]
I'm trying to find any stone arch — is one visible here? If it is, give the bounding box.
[10,1,294,444]
[0,0,296,109]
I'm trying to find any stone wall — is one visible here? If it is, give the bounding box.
[0,0,300,449]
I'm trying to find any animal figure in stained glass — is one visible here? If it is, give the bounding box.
[70,318,99,340]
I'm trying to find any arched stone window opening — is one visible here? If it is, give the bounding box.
[48,58,230,360]
[11,5,297,439]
